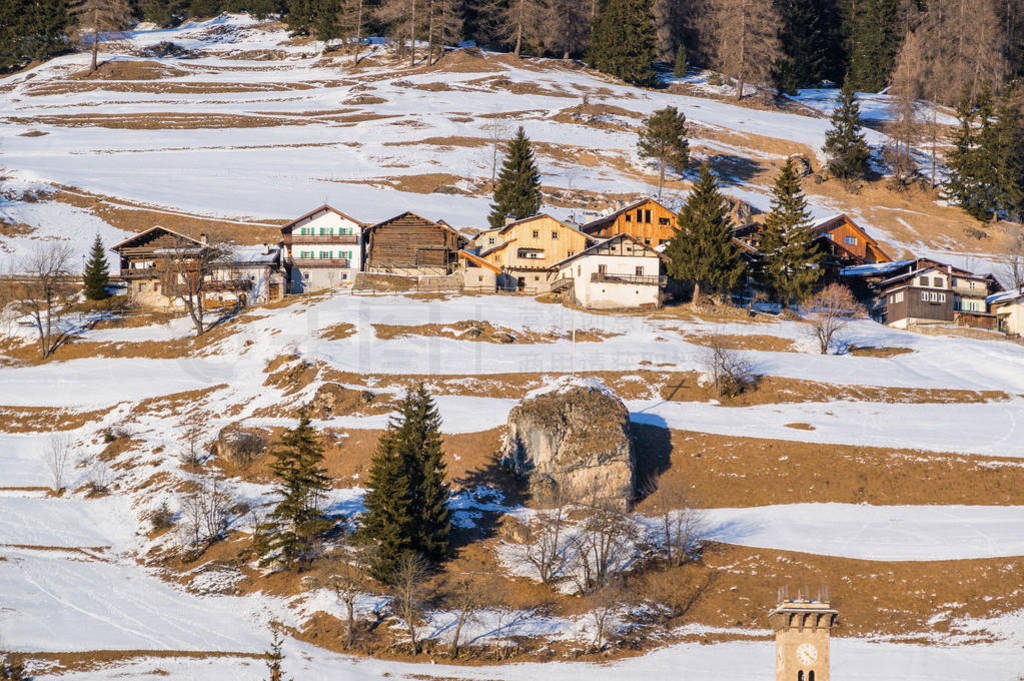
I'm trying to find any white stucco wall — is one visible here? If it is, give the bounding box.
[286,211,363,293]
[557,252,662,309]
[996,301,1024,336]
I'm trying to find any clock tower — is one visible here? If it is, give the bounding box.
[768,594,838,681]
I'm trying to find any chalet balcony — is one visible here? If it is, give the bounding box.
[283,234,358,246]
[206,279,250,292]
[121,267,165,280]
[591,272,665,286]
[290,257,351,268]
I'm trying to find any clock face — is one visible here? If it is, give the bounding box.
[796,643,818,666]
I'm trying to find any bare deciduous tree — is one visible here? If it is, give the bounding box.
[805,283,866,354]
[541,0,590,59]
[329,544,374,648]
[46,433,73,494]
[425,0,463,64]
[161,235,225,337]
[8,244,75,359]
[586,584,621,651]
[68,0,134,72]
[339,0,368,66]
[522,496,571,585]
[709,0,781,99]
[488,0,544,58]
[178,477,231,557]
[572,502,637,594]
[180,424,205,468]
[377,0,425,65]
[390,552,430,654]
[1000,230,1024,290]
[701,335,755,398]
[87,459,111,495]
[448,577,480,658]
[886,34,925,190]
[662,505,708,567]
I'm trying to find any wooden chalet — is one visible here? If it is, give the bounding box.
[732,214,892,283]
[363,212,466,276]
[112,226,208,307]
[475,214,593,293]
[843,257,1002,328]
[581,198,678,246]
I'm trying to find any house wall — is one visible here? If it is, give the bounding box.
[483,215,591,272]
[470,228,504,252]
[558,252,662,309]
[587,200,677,246]
[365,215,462,274]
[462,265,497,292]
[285,211,363,293]
[884,284,954,327]
[994,301,1024,336]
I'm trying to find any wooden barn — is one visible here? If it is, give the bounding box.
[581,198,678,247]
[363,212,467,276]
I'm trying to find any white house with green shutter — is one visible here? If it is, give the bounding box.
[280,205,365,292]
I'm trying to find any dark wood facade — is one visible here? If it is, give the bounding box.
[364,212,466,274]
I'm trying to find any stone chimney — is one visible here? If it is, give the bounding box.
[262,243,270,255]
[199,233,209,245]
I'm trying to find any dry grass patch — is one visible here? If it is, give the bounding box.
[0,406,108,432]
[635,428,1024,509]
[784,422,815,430]
[372,321,616,344]
[848,345,915,358]
[684,333,799,353]
[9,112,314,129]
[319,322,356,340]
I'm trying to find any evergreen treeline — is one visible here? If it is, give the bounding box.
[8,0,1024,103]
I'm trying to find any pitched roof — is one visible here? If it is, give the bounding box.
[811,213,892,263]
[987,287,1024,306]
[366,211,466,239]
[550,233,662,270]
[458,249,501,273]
[496,213,592,240]
[280,204,365,233]
[111,225,204,252]
[580,197,675,234]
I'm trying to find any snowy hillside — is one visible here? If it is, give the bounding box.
[1,14,1017,275]
[2,13,1024,681]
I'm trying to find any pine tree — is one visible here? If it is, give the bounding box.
[487,126,542,229]
[82,233,110,300]
[773,0,842,93]
[636,106,689,199]
[823,85,870,181]
[360,385,451,581]
[586,0,657,86]
[672,43,686,77]
[664,165,744,301]
[258,412,332,569]
[759,158,822,306]
[264,628,293,681]
[943,87,980,214]
[989,84,1024,222]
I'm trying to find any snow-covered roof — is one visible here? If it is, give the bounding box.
[227,245,280,264]
[987,288,1024,306]
[840,259,915,277]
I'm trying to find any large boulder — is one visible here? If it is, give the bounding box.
[501,378,636,509]
[213,424,266,469]
[308,383,378,418]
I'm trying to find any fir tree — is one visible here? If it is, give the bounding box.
[586,0,657,87]
[843,0,904,92]
[943,87,981,215]
[487,126,542,229]
[759,158,822,306]
[773,0,842,94]
[360,385,451,581]
[258,412,332,569]
[636,106,689,199]
[664,165,744,301]
[264,628,293,681]
[823,85,870,181]
[82,233,110,300]
[987,84,1024,222]
[672,43,686,78]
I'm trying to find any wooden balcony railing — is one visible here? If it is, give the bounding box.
[283,234,358,246]
[591,272,665,286]
[289,257,351,268]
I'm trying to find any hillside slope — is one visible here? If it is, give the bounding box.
[1,14,1019,274]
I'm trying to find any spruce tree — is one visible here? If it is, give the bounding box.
[773,0,842,94]
[823,86,870,181]
[360,385,451,581]
[487,126,542,230]
[672,44,686,78]
[843,0,904,92]
[586,0,657,87]
[759,158,822,306]
[943,87,982,215]
[664,165,744,301]
[82,233,110,300]
[636,106,689,199]
[988,84,1024,222]
[258,412,332,569]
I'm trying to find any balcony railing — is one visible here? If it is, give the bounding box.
[290,257,352,268]
[284,234,358,245]
[206,279,251,292]
[591,272,665,286]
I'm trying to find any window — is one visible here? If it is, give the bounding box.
[577,265,581,276]
[625,214,632,222]
[552,230,559,240]
[644,238,651,245]
[598,264,607,274]
[488,237,496,245]
[636,209,643,222]
[659,239,668,245]
[659,217,670,225]
[320,227,328,235]
[845,236,857,245]
[798,672,804,681]
[644,209,652,223]
[532,230,540,238]
[635,266,644,276]
[933,277,943,287]
[921,290,946,303]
